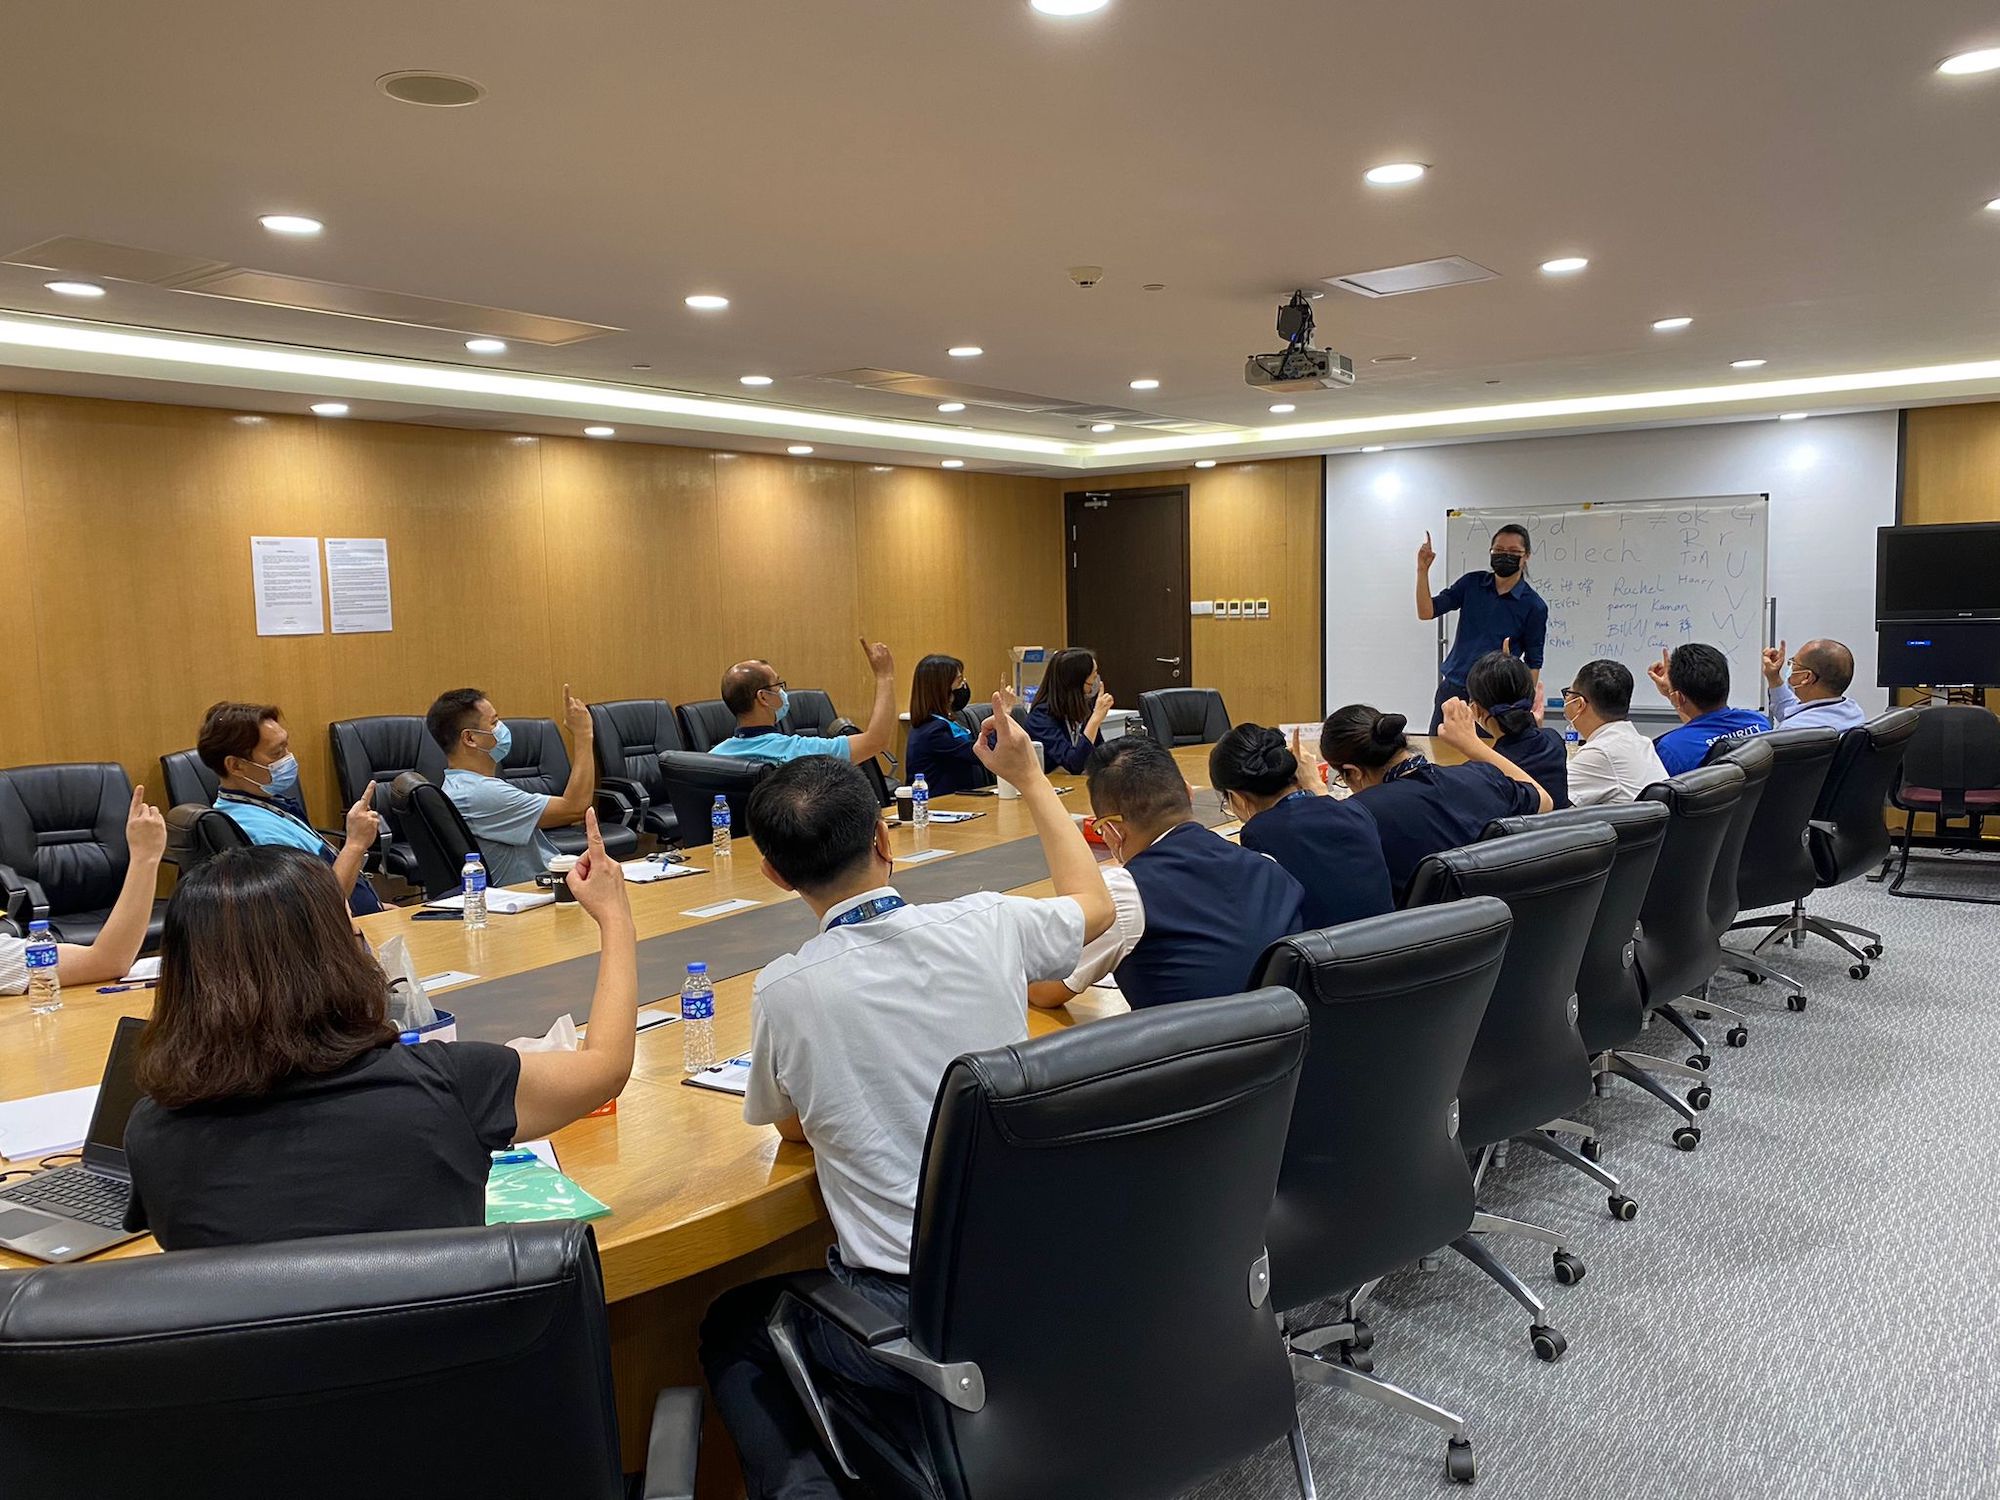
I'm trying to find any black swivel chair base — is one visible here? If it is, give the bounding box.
[1730,898,1886,978]
[1451,1146,1583,1362]
[1594,1051,1711,1151]
[1518,1120,1641,1222]
[1284,1304,1476,1487]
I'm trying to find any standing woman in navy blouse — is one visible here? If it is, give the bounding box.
[1464,650,1571,809]
[1209,725,1396,931]
[1024,647,1115,775]
[902,654,996,796]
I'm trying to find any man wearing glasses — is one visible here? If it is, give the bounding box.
[1562,658,1669,806]
[712,638,900,767]
[1416,522,1548,734]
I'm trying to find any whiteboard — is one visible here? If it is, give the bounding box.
[1442,496,1770,710]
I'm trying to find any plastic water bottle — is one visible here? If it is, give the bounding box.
[912,773,930,829]
[681,962,717,1072]
[711,795,732,859]
[462,851,488,930]
[25,921,61,1014]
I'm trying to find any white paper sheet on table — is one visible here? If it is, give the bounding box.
[622,860,703,883]
[118,956,161,983]
[0,1086,98,1160]
[424,889,555,915]
[417,970,480,992]
[897,848,951,865]
[682,897,761,918]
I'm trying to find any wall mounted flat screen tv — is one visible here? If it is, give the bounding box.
[1876,523,2000,621]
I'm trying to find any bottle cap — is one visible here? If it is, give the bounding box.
[399,1030,421,1045]
[27,919,50,934]
[687,961,708,974]
[463,851,481,862]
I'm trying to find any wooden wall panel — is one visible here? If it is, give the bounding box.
[963,473,1067,694]
[1896,403,2000,715]
[0,395,48,770]
[854,466,974,704]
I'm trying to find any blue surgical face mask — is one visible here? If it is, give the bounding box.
[250,752,299,796]
[773,687,791,722]
[484,721,513,765]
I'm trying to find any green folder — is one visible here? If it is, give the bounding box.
[485,1156,612,1225]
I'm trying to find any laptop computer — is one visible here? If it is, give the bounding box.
[0,1015,148,1263]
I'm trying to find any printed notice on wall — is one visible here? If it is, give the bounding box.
[250,536,325,636]
[325,538,394,634]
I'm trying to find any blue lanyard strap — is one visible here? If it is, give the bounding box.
[1280,789,1314,805]
[826,895,908,930]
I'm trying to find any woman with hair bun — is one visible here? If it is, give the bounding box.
[1317,698,1551,902]
[1209,724,1395,931]
[1464,649,1570,808]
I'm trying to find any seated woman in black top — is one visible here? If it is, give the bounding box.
[1024,647,1116,775]
[1209,724,1396,932]
[124,811,640,1250]
[1464,649,1571,809]
[1320,701,1553,903]
[902,653,997,796]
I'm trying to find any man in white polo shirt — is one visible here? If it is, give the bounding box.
[1562,658,1671,805]
[699,698,1114,1500]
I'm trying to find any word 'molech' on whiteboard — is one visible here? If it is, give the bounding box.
[326,538,394,635]
[250,536,325,637]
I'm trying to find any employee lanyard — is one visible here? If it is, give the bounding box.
[826,894,908,930]
[1280,790,1314,806]
[1383,755,1431,784]
[216,789,322,843]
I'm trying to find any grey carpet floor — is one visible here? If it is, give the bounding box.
[1185,872,2000,1500]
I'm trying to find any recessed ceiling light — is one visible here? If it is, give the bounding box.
[1652,316,1693,331]
[464,337,507,355]
[232,415,267,426]
[1193,459,1218,469]
[788,444,814,455]
[1778,412,1809,421]
[1360,444,1386,453]
[1986,197,2000,212]
[378,71,486,107]
[1091,422,1116,433]
[1731,358,1767,369]
[310,402,349,417]
[1370,354,1416,365]
[947,346,984,358]
[584,425,615,437]
[1130,378,1160,390]
[631,363,653,371]
[1539,256,1589,275]
[937,402,966,413]
[1938,47,2000,75]
[1031,0,1110,14]
[259,214,323,236]
[739,374,773,386]
[45,280,104,298]
[1269,403,1297,414]
[1364,162,1427,186]
[684,294,730,311]
[1142,283,1167,293]
[941,459,965,468]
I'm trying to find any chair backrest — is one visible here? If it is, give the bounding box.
[1810,708,1919,886]
[391,773,480,899]
[329,715,444,846]
[1483,802,1668,1057]
[164,804,252,873]
[1699,734,1775,938]
[158,749,220,809]
[1634,762,1746,1005]
[1404,823,1616,1148]
[0,1223,626,1500]
[0,763,137,918]
[677,699,739,753]
[784,689,840,736]
[589,699,686,802]
[496,717,571,798]
[1253,900,1512,1311]
[656,751,769,841]
[957,702,1032,734]
[1727,726,1840,913]
[1899,705,2000,818]
[907,990,1308,1500]
[1137,688,1231,747]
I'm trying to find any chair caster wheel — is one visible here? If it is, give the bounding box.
[1349,1318,1373,1351]
[1864,943,1883,960]
[1608,1194,1639,1222]
[1580,1136,1603,1163]
[1445,1438,1476,1484]
[1744,970,1765,985]
[1788,992,1810,1010]
[1692,1007,1714,1020]
[1673,1125,1702,1151]
[1552,1251,1586,1285]
[1848,964,1870,981]
[1726,1026,1749,1048]
[1339,1345,1373,1374]
[1530,1324,1567,1362]
[1687,1053,1711,1071]
[1687,1084,1713,1112]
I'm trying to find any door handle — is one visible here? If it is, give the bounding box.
[1154,657,1183,665]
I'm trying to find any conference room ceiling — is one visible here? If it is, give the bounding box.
[3,0,2000,471]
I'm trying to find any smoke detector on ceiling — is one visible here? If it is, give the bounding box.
[1067,265,1105,288]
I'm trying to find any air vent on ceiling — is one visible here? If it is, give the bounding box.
[808,368,1235,434]
[1324,256,1498,299]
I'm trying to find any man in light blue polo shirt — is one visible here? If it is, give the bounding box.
[1762,638,1867,732]
[711,638,899,768]
[427,684,598,887]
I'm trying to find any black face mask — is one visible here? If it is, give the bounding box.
[1489,552,1524,578]
[949,683,971,712]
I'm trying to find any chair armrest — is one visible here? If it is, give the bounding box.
[599,776,652,822]
[594,785,640,829]
[637,1386,702,1500]
[0,863,49,925]
[776,1276,986,1412]
[795,1273,909,1347]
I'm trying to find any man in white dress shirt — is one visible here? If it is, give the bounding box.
[1562,659,1671,805]
[1762,639,1867,733]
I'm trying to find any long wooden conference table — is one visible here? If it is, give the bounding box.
[4,742,1293,1490]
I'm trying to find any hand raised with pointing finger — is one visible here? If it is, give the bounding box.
[1417,531,1436,570]
[345,795,382,851]
[125,786,167,865]
[973,692,1042,786]
[563,682,592,740]
[1436,697,1482,754]
[1647,648,1674,699]
[567,809,632,926]
[1762,640,1787,687]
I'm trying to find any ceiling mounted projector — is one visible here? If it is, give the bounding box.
[1247,289,1355,392]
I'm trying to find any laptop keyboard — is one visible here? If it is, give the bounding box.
[0,1166,130,1229]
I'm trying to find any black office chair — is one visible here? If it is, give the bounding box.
[1254,900,1513,1485]
[164,803,252,873]
[157,748,220,809]
[1137,687,1231,747]
[769,990,1312,1500]
[1630,763,1746,1146]
[1483,801,1667,1215]
[1669,735,1776,1048]
[590,699,686,843]
[1405,824,1615,1361]
[1887,705,2000,905]
[496,717,641,861]
[1708,727,1840,1004]
[391,772,482,901]
[0,1222,699,1500]
[955,702,1032,734]
[330,715,444,888]
[656,752,769,847]
[784,689,841,736]
[677,699,739,753]
[0,763,167,948]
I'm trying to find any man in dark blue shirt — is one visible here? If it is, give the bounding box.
[1417,523,1549,733]
[1646,642,1772,774]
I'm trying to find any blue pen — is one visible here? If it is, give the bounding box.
[492,1149,539,1165]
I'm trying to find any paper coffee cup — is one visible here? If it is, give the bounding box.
[546,854,580,902]
[895,787,917,823]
